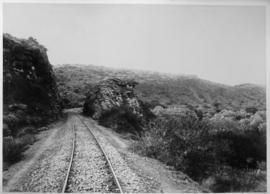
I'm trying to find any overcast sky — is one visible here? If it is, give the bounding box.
[3,3,266,86]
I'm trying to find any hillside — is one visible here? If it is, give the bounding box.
[3,34,62,133]
[54,64,266,111]
[3,34,62,165]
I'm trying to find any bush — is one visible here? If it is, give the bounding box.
[245,107,258,114]
[3,113,20,128]
[3,135,36,163]
[25,115,43,126]
[3,123,11,136]
[99,105,145,134]
[207,168,266,192]
[17,126,35,137]
[133,113,216,180]
[4,112,43,136]
[19,134,36,145]
[133,112,266,191]
[212,119,266,169]
[3,137,26,163]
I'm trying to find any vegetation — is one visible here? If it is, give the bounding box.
[132,109,266,192]
[3,42,266,192]
[99,105,145,134]
[98,103,155,135]
[3,34,62,166]
[54,64,266,110]
[2,102,54,166]
[3,34,61,120]
[55,64,266,192]
[3,135,36,164]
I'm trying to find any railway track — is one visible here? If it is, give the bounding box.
[61,124,76,193]
[61,116,123,193]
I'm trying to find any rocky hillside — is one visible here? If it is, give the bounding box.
[54,64,266,111]
[3,34,62,137]
[83,78,153,134]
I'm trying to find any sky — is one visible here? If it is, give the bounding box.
[3,3,266,86]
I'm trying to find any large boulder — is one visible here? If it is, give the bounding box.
[83,78,153,133]
[3,34,62,136]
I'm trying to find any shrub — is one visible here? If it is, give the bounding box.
[19,134,36,145]
[3,113,19,128]
[3,136,27,163]
[17,126,36,137]
[99,105,145,134]
[3,134,36,164]
[245,107,258,114]
[195,108,203,120]
[208,168,266,192]
[133,112,266,191]
[212,119,266,169]
[133,113,216,180]
[3,123,11,136]
[25,115,43,125]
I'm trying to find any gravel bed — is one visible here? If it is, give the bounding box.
[80,117,148,193]
[65,117,118,193]
[7,117,74,192]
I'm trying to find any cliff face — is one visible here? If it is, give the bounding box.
[3,34,61,136]
[83,78,153,133]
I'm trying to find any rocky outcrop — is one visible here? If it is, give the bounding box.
[83,78,153,133]
[3,34,61,136]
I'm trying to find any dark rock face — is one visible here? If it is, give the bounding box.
[3,34,61,136]
[83,78,153,133]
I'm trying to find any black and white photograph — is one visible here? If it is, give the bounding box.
[2,0,268,193]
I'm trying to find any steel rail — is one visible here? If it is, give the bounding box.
[61,124,76,193]
[77,115,124,194]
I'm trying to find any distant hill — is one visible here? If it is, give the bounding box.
[53,64,266,111]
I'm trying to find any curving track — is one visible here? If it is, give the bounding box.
[4,110,205,193]
[61,115,123,193]
[61,124,76,193]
